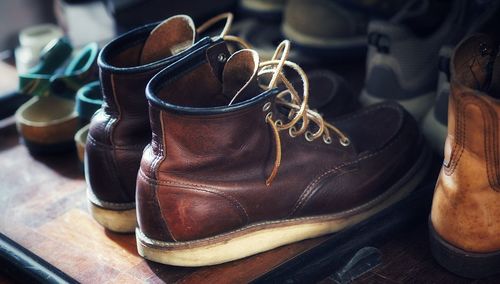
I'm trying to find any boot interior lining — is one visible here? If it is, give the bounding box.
[157,61,229,108]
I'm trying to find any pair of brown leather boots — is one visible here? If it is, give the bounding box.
[85,13,433,267]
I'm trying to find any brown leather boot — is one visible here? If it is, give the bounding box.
[429,34,500,279]
[85,14,233,233]
[136,40,431,266]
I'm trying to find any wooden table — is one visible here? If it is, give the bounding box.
[0,61,495,283]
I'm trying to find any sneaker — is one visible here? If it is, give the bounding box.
[136,40,430,266]
[360,0,469,120]
[421,0,500,154]
[421,46,451,155]
[281,0,406,59]
[429,34,500,279]
[85,13,235,233]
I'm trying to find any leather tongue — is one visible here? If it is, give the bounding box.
[222,49,261,105]
[140,15,195,64]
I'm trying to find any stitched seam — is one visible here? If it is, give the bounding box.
[104,74,129,198]
[291,128,404,215]
[151,110,173,239]
[138,169,249,222]
[445,92,466,175]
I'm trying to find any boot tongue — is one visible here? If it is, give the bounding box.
[222,49,262,105]
[140,15,195,64]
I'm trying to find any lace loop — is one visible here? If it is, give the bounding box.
[259,40,350,185]
[196,12,233,37]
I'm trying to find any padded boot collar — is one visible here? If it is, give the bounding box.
[146,39,279,115]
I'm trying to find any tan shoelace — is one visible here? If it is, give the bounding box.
[260,40,350,186]
[196,12,251,49]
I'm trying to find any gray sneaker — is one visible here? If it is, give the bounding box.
[359,0,468,120]
[281,0,406,59]
[421,0,500,155]
[421,46,451,154]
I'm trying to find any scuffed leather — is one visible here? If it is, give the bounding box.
[431,34,500,253]
[137,51,423,242]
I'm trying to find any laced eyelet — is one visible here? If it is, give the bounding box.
[275,119,283,127]
[217,53,227,63]
[323,135,332,144]
[265,112,272,122]
[305,131,314,142]
[288,126,297,138]
[340,137,350,147]
[262,102,272,112]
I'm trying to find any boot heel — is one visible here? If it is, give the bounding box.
[88,201,137,233]
[428,220,500,279]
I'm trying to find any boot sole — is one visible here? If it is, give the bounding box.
[136,145,431,267]
[87,189,137,233]
[87,200,136,233]
[429,220,500,279]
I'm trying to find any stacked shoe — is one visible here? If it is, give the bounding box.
[421,46,452,154]
[360,0,468,120]
[135,39,430,266]
[422,1,500,154]
[282,0,407,60]
[85,13,236,233]
[16,37,98,154]
[74,81,102,163]
[429,34,500,279]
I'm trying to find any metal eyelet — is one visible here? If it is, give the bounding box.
[217,53,227,63]
[265,112,272,122]
[275,119,283,127]
[288,126,297,138]
[339,137,350,147]
[262,102,272,112]
[305,131,314,142]
[323,136,332,144]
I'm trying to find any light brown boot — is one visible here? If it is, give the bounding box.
[429,34,500,279]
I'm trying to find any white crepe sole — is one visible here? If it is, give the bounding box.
[421,106,447,155]
[136,146,431,267]
[359,89,436,122]
[88,201,137,233]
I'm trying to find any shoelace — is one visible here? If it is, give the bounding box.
[196,12,251,49]
[259,40,350,186]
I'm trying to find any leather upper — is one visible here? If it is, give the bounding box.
[137,40,424,242]
[431,35,500,253]
[85,17,214,206]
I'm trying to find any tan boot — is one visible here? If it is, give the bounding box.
[430,34,500,279]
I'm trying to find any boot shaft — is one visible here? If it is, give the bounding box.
[445,34,500,187]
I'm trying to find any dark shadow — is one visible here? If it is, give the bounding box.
[0,118,19,152]
[30,150,84,179]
